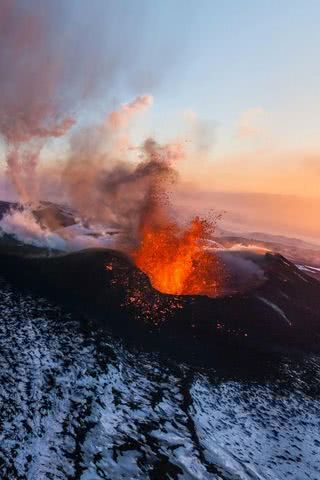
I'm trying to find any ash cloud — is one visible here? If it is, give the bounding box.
[62,98,182,246]
[0,0,171,204]
[0,0,74,200]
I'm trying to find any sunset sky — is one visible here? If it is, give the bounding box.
[47,0,320,198]
[1,0,320,241]
[132,0,320,198]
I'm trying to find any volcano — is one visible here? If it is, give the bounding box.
[0,238,319,363]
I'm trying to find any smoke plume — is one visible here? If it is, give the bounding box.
[0,1,165,204]
[0,1,77,201]
[62,96,183,246]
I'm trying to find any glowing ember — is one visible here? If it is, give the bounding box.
[132,216,222,297]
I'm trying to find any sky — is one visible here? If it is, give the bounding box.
[0,0,319,240]
[58,0,320,198]
[138,0,320,198]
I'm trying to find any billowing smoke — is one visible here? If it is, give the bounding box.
[0,0,165,204]
[0,90,186,251]
[0,208,66,250]
[62,97,183,246]
[0,0,78,201]
[0,1,190,250]
[0,207,118,251]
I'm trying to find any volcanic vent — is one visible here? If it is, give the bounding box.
[132,216,224,297]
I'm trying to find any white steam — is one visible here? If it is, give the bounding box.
[0,208,117,252]
[0,209,65,250]
[214,245,268,292]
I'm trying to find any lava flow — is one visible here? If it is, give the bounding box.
[132,216,223,297]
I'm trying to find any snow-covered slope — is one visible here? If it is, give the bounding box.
[0,280,319,480]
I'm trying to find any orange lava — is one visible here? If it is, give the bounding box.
[132,216,222,297]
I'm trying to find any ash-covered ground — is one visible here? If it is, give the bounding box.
[0,279,320,480]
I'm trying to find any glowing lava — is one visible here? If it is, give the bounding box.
[132,216,223,297]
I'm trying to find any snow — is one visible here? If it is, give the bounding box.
[0,281,319,479]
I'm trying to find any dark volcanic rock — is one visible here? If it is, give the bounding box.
[0,245,319,361]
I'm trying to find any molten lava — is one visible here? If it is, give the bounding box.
[132,217,222,297]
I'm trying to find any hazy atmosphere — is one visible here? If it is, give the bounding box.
[1,0,319,242]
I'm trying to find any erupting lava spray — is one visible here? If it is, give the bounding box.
[133,216,223,296]
[127,139,224,297]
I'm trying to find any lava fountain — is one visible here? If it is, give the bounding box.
[132,216,224,297]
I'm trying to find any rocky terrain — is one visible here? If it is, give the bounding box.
[0,201,320,479]
[0,280,319,480]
